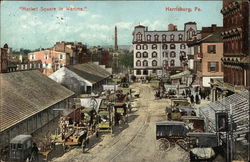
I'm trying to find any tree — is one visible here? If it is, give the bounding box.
[119,52,133,68]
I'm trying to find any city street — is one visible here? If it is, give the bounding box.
[53,83,189,162]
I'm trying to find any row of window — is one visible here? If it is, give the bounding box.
[136,44,186,50]
[136,60,175,67]
[136,51,186,58]
[29,54,65,60]
[136,33,190,42]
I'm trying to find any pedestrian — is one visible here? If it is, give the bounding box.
[30,143,39,161]
[195,94,200,104]
[190,95,194,104]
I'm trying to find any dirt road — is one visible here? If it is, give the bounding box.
[53,83,189,162]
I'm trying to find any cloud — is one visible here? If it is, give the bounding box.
[91,14,102,19]
[115,21,133,30]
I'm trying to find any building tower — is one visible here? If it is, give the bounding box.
[114,26,118,51]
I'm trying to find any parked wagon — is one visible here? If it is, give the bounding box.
[113,102,128,125]
[181,116,205,132]
[9,135,33,162]
[166,106,196,121]
[156,121,189,151]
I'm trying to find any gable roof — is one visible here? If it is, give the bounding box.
[0,70,75,132]
[65,63,111,84]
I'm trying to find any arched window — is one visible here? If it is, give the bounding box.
[152,51,157,58]
[143,60,148,66]
[170,44,176,49]
[178,34,183,41]
[181,51,186,57]
[180,44,186,49]
[136,44,141,50]
[136,32,142,41]
[170,34,175,41]
[136,60,141,66]
[170,60,175,66]
[152,60,157,66]
[162,44,168,50]
[154,35,159,42]
[143,52,148,58]
[163,60,168,67]
[162,34,167,42]
[143,44,148,50]
[136,52,141,58]
[147,35,151,42]
[152,44,157,49]
[170,51,176,58]
[192,31,195,36]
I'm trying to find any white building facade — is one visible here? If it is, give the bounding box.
[132,22,201,78]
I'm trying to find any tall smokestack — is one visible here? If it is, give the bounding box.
[114,26,118,51]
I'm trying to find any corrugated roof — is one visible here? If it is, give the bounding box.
[0,70,75,132]
[66,63,111,84]
[199,90,249,142]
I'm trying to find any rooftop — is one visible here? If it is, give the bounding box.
[0,70,74,132]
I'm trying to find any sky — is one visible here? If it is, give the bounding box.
[0,1,223,50]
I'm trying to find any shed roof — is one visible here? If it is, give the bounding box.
[66,63,111,84]
[0,70,75,132]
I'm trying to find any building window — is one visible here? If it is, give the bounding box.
[170,44,175,49]
[162,34,167,42]
[178,34,183,41]
[136,60,141,66]
[143,60,148,66]
[152,44,157,49]
[143,52,148,58]
[192,31,195,36]
[152,60,157,66]
[143,44,148,50]
[136,70,141,75]
[208,62,218,72]
[147,35,151,42]
[136,32,142,41]
[180,44,186,49]
[162,44,168,50]
[163,60,168,67]
[136,44,141,50]
[152,52,157,58]
[180,51,186,57]
[60,54,64,60]
[143,70,148,75]
[162,51,168,58]
[170,34,174,41]
[136,52,141,58]
[170,51,176,58]
[170,60,175,66]
[208,45,216,53]
[45,55,48,60]
[154,35,159,42]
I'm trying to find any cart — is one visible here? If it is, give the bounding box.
[156,121,189,151]
[113,102,128,125]
[187,132,218,161]
[181,116,204,132]
[97,109,113,134]
[166,106,196,121]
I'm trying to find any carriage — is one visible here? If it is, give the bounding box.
[156,121,218,160]
[156,121,189,151]
[113,102,128,125]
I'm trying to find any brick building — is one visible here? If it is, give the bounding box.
[52,41,90,64]
[210,0,249,101]
[28,49,68,75]
[189,30,224,88]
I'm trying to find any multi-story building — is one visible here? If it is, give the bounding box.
[210,0,249,101]
[189,30,224,88]
[52,41,90,64]
[132,22,201,78]
[28,49,69,75]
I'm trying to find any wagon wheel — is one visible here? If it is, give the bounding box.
[158,139,170,151]
[193,129,203,132]
[176,139,188,151]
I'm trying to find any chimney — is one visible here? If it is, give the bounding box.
[114,26,118,51]
[211,24,217,32]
